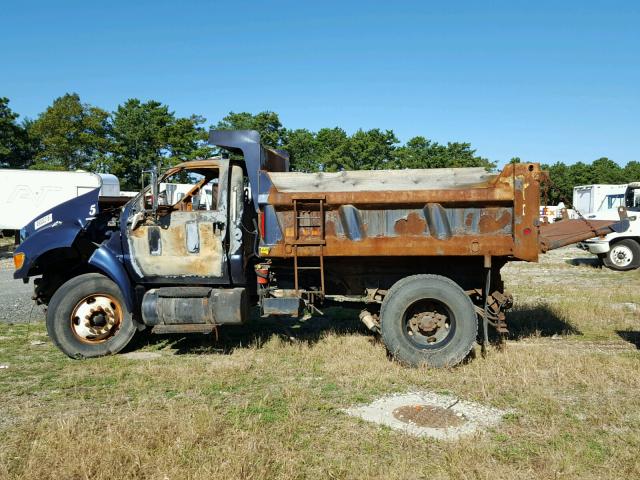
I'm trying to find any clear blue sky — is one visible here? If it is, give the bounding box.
[2,0,638,167]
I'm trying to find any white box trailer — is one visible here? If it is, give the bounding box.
[572,184,627,216]
[0,169,108,231]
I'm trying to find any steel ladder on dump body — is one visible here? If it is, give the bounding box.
[288,197,326,295]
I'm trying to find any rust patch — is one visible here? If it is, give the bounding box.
[478,211,512,234]
[130,226,146,238]
[394,212,427,235]
[325,219,337,237]
[266,235,514,257]
[130,221,223,277]
[392,405,467,428]
[465,213,474,228]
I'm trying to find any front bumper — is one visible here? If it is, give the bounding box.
[579,240,610,255]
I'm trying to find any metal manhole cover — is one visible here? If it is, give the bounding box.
[392,404,467,428]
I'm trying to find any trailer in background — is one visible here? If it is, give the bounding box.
[573,184,628,216]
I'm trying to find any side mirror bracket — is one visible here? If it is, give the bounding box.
[140,166,160,223]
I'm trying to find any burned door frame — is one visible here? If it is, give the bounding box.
[125,160,235,286]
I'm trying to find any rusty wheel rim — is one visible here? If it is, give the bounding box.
[403,299,455,349]
[70,293,123,344]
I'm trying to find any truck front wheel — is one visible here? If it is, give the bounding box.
[46,273,137,358]
[380,274,477,368]
[602,239,640,271]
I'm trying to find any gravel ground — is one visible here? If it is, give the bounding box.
[0,258,44,323]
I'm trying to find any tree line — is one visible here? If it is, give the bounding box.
[1,94,638,202]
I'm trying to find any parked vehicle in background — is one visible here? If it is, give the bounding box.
[11,130,627,367]
[573,184,628,216]
[578,183,640,270]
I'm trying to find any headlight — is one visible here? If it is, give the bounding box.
[13,252,25,271]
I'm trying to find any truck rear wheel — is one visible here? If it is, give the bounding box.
[46,273,136,358]
[603,239,640,271]
[380,274,477,368]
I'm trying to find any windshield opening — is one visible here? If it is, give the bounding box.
[626,187,640,211]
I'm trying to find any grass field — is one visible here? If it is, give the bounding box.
[1,247,639,479]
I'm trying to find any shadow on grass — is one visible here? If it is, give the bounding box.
[616,330,640,349]
[506,303,582,340]
[126,306,371,355]
[564,257,602,269]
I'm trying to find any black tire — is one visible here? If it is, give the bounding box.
[46,273,137,359]
[380,274,477,368]
[603,239,640,271]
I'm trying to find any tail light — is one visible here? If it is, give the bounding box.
[259,211,265,239]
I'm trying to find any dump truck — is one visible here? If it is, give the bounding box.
[12,130,628,367]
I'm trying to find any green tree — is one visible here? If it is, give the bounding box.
[623,161,640,182]
[110,99,211,189]
[216,111,286,148]
[395,136,494,170]
[339,128,399,171]
[29,93,110,171]
[542,162,572,204]
[283,128,320,172]
[567,161,592,187]
[0,97,35,168]
[314,127,350,171]
[590,157,625,184]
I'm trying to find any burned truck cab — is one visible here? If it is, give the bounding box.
[122,158,252,332]
[123,159,242,285]
[113,131,291,335]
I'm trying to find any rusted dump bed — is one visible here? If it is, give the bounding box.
[258,163,620,262]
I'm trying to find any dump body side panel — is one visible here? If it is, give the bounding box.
[261,163,541,261]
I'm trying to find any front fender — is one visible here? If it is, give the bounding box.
[13,222,83,279]
[89,246,136,313]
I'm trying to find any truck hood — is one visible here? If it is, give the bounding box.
[19,188,100,241]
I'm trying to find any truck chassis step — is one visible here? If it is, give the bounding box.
[151,324,216,334]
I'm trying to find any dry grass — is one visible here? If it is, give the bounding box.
[1,246,640,479]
